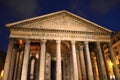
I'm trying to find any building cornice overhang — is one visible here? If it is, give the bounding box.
[6,10,112,34]
[10,27,110,36]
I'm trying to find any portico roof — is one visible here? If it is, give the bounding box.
[6,10,112,34]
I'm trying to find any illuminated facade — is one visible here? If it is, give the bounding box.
[111,32,120,71]
[104,31,120,79]
[3,10,120,80]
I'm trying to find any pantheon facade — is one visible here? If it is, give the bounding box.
[3,10,120,80]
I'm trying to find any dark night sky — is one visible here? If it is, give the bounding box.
[0,0,120,52]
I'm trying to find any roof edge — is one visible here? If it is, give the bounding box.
[6,10,67,27]
[64,11,112,33]
[6,10,112,33]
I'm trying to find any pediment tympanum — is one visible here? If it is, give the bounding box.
[6,10,112,34]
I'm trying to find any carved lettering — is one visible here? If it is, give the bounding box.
[10,30,110,42]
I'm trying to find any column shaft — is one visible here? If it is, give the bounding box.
[76,51,82,80]
[70,52,73,80]
[84,41,94,80]
[39,40,46,80]
[79,46,87,80]
[8,46,17,80]
[66,56,70,80]
[101,45,111,80]
[21,39,30,80]
[108,43,120,80]
[45,53,51,80]
[56,40,62,80]
[13,51,20,80]
[96,42,107,80]
[3,39,14,80]
[63,57,67,80]
[71,41,78,80]
[17,51,24,80]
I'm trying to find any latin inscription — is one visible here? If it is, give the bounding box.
[10,30,110,42]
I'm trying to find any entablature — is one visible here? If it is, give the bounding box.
[10,29,111,42]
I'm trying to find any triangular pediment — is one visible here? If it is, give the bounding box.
[6,10,112,34]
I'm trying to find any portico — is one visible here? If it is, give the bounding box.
[3,10,120,80]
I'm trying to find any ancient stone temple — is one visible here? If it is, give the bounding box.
[3,10,120,80]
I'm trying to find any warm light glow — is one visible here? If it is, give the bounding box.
[0,70,4,78]
[19,40,24,45]
[109,61,113,67]
[107,59,114,78]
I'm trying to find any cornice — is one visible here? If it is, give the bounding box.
[10,27,110,36]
